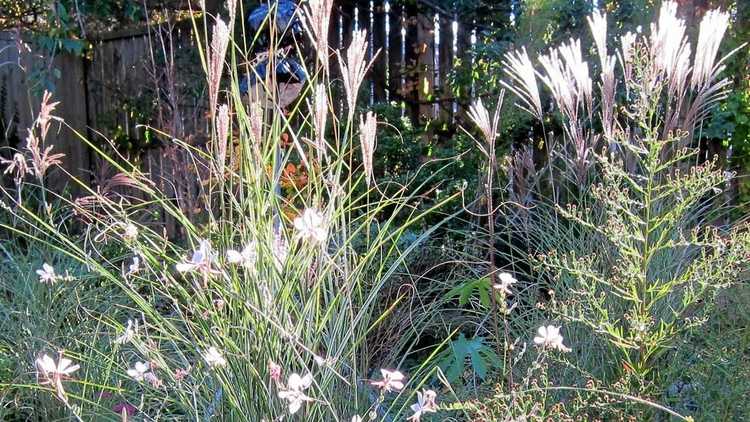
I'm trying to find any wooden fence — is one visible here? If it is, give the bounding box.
[0,1,482,192]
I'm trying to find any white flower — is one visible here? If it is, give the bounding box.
[493,272,517,295]
[114,319,138,345]
[203,346,227,368]
[127,361,150,381]
[36,263,57,284]
[127,256,140,275]
[370,369,405,392]
[278,373,314,414]
[176,239,216,273]
[226,241,257,268]
[408,389,438,421]
[293,208,328,244]
[351,416,363,422]
[36,354,80,377]
[123,222,138,241]
[533,325,571,352]
[35,353,80,402]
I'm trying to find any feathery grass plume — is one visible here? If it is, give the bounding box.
[467,98,501,146]
[1,152,30,187]
[312,83,328,162]
[587,11,607,70]
[208,17,230,118]
[302,0,334,71]
[37,90,59,141]
[359,111,377,187]
[26,129,64,181]
[649,1,687,81]
[501,47,542,120]
[216,104,229,178]
[538,47,577,122]
[691,8,730,90]
[587,11,617,144]
[619,31,637,84]
[558,39,592,119]
[227,0,237,26]
[338,30,379,115]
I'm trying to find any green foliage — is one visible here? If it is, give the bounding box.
[446,277,492,307]
[436,333,501,383]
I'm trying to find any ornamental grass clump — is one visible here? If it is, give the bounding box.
[0,1,455,419]
[500,0,750,389]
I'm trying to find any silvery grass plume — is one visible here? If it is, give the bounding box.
[587,11,617,144]
[692,8,730,90]
[683,6,735,136]
[501,47,542,120]
[338,30,380,116]
[209,17,230,118]
[619,31,637,85]
[359,111,377,187]
[313,83,329,162]
[538,39,592,124]
[215,104,230,179]
[467,98,501,146]
[649,1,687,81]
[247,100,265,159]
[302,0,334,71]
[537,39,593,181]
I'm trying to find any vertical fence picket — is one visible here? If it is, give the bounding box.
[386,2,402,107]
[371,0,387,103]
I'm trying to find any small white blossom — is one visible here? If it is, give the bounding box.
[36,354,80,377]
[533,325,571,352]
[36,353,79,402]
[127,256,140,275]
[370,369,405,392]
[123,222,138,241]
[36,263,57,284]
[493,272,517,295]
[293,208,328,244]
[114,319,138,345]
[176,239,217,274]
[203,346,227,368]
[351,416,363,422]
[278,373,314,414]
[408,389,438,421]
[127,361,150,381]
[226,241,257,268]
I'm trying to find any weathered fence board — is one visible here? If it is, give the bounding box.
[0,32,89,191]
[2,1,482,196]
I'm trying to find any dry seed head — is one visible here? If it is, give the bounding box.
[209,17,230,118]
[501,47,542,120]
[649,1,687,79]
[37,90,59,141]
[216,104,229,177]
[303,0,334,71]
[691,8,730,90]
[619,31,637,83]
[313,83,328,161]
[467,98,500,146]
[338,30,378,115]
[359,111,377,187]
